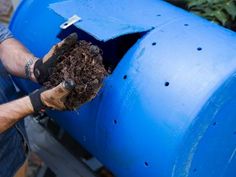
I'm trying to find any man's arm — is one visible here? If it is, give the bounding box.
[0,24,77,83]
[0,80,75,133]
[0,96,33,133]
[0,24,76,133]
[0,39,37,82]
[0,24,37,81]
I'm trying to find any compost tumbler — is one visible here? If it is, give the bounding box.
[10,0,236,177]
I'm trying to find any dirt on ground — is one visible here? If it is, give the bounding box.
[44,40,107,110]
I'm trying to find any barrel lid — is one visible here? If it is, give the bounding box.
[49,0,178,41]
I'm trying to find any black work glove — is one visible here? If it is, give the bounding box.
[33,33,78,84]
[29,79,76,112]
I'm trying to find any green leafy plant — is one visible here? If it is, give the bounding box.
[184,0,236,26]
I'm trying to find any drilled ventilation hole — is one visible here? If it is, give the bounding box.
[123,75,127,80]
[64,23,68,26]
[197,47,202,51]
[165,82,170,87]
[144,162,149,167]
[152,42,157,46]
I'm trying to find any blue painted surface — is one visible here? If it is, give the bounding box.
[10,0,236,176]
[49,0,188,41]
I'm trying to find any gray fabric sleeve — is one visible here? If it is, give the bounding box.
[0,23,13,43]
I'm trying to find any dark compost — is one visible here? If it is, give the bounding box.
[44,40,107,110]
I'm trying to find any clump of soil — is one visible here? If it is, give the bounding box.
[44,40,107,110]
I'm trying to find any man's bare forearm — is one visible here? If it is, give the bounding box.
[0,96,34,133]
[0,38,37,81]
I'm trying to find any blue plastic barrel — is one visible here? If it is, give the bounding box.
[10,0,236,176]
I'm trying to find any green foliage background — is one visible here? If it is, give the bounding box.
[168,0,236,31]
[186,0,236,25]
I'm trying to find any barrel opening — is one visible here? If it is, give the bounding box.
[57,25,146,73]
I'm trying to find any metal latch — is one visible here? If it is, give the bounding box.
[60,15,82,29]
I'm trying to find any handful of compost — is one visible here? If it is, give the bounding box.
[36,33,107,110]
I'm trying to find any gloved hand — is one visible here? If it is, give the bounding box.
[29,79,75,111]
[33,33,78,84]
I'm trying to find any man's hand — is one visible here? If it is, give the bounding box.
[33,33,78,84]
[41,80,75,110]
[0,80,75,133]
[30,79,75,112]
